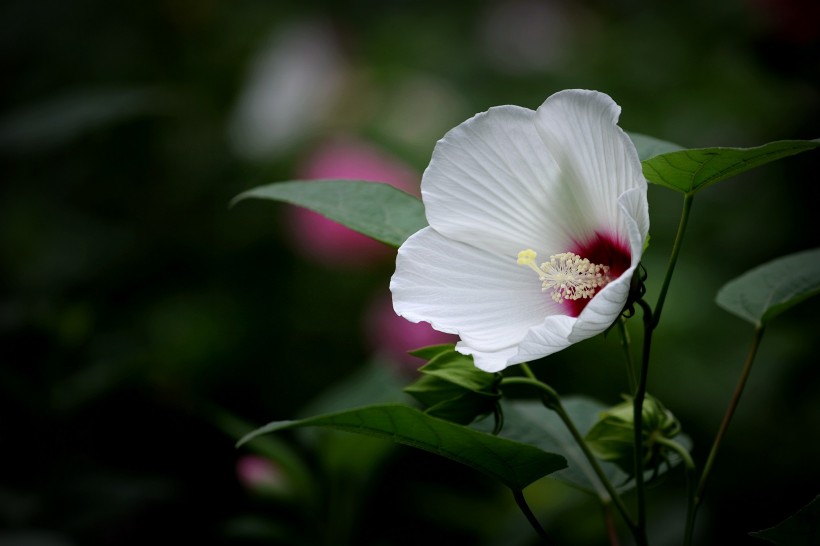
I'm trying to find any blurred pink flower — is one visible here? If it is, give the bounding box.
[236,455,286,494]
[286,137,419,267]
[364,291,458,375]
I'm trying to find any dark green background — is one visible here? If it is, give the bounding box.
[2,0,818,544]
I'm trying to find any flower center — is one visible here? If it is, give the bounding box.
[517,249,611,304]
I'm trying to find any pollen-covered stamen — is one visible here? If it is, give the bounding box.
[517,249,611,304]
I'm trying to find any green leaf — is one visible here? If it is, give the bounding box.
[627,132,684,161]
[474,397,689,498]
[231,180,427,248]
[237,404,566,490]
[749,495,820,545]
[641,139,819,195]
[716,248,820,327]
[482,397,623,497]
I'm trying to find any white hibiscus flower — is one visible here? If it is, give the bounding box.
[390,89,649,372]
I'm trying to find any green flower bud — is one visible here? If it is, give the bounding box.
[585,394,681,476]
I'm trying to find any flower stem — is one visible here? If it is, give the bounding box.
[500,377,640,541]
[693,326,765,512]
[652,193,694,329]
[617,317,638,394]
[512,488,555,545]
[633,299,654,543]
[520,362,538,381]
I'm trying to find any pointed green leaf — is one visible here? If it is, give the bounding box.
[641,139,819,195]
[231,180,427,247]
[716,248,820,327]
[237,404,566,490]
[749,495,820,545]
[627,132,684,161]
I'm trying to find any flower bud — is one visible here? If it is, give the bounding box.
[585,394,681,476]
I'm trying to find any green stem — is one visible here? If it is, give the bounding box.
[500,377,640,541]
[654,436,696,546]
[632,298,654,543]
[694,326,765,510]
[512,488,555,545]
[617,317,638,394]
[520,362,538,381]
[652,193,694,329]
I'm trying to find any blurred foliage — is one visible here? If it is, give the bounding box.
[1,0,818,544]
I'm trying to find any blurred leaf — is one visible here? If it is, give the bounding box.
[0,87,168,152]
[716,248,820,327]
[749,495,820,545]
[237,404,566,490]
[231,180,427,248]
[627,132,684,160]
[641,139,820,195]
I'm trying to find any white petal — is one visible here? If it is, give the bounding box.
[455,343,520,373]
[534,89,646,245]
[421,105,571,256]
[511,314,575,365]
[390,226,561,357]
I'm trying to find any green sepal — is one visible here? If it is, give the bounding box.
[407,343,457,360]
[404,345,501,425]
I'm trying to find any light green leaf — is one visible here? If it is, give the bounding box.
[716,248,820,327]
[749,495,820,545]
[231,180,427,248]
[627,132,684,161]
[237,404,566,490]
[641,139,819,195]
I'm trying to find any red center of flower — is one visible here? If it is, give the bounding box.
[564,232,631,317]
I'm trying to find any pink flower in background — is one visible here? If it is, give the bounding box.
[236,455,286,494]
[287,137,419,267]
[365,291,458,375]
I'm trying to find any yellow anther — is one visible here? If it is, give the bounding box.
[517,249,537,265]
